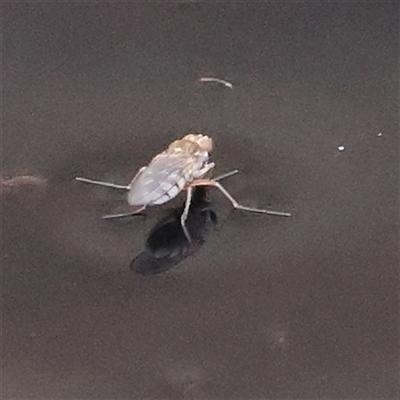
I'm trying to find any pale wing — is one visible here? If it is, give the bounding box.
[127,154,189,206]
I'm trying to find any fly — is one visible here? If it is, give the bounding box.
[75,133,291,241]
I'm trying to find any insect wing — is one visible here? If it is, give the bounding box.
[127,154,189,206]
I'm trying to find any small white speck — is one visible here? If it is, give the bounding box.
[338,145,345,152]
[377,132,383,137]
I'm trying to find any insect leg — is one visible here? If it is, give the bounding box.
[181,186,193,243]
[213,182,291,216]
[102,205,146,219]
[190,179,291,217]
[192,162,215,179]
[75,177,130,190]
[214,169,239,181]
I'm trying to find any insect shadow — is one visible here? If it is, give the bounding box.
[130,187,217,275]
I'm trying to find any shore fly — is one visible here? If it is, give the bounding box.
[75,133,291,241]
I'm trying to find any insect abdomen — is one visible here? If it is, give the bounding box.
[152,175,188,205]
[127,156,190,206]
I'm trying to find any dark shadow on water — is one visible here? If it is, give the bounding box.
[131,187,217,275]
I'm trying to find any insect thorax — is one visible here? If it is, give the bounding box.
[166,139,199,156]
[166,134,213,156]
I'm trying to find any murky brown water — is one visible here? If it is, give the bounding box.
[2,3,398,399]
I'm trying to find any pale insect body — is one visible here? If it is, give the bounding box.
[127,134,214,207]
[75,133,291,242]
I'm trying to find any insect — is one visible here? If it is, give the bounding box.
[75,133,291,241]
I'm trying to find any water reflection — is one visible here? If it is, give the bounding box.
[130,187,217,275]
